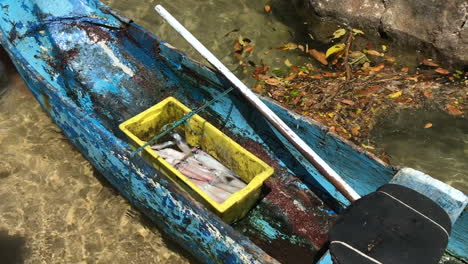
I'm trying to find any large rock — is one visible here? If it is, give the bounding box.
[294,0,468,66]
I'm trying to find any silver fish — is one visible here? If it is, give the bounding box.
[151,140,175,150]
[171,132,192,157]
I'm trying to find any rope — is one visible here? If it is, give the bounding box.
[131,87,234,156]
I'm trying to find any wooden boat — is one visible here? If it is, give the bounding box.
[0,0,466,263]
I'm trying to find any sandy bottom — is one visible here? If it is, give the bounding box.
[0,75,191,264]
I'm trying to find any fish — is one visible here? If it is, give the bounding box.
[171,132,192,157]
[154,135,248,204]
[151,140,175,150]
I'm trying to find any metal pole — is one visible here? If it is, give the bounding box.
[154,5,360,202]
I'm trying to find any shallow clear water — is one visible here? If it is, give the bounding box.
[372,108,468,193]
[1,0,466,263]
[0,76,191,264]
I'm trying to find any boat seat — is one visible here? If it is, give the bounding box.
[329,184,451,264]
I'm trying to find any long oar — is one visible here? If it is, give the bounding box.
[155,5,360,202]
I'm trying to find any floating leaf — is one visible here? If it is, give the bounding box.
[308,49,328,65]
[277,42,298,50]
[447,105,463,115]
[370,64,385,72]
[264,5,271,13]
[388,90,402,98]
[238,36,245,46]
[341,99,355,105]
[421,59,439,67]
[332,29,347,40]
[352,28,365,35]
[326,44,346,58]
[254,84,265,93]
[284,59,293,67]
[245,45,255,52]
[424,123,433,129]
[434,67,450,75]
[361,144,375,150]
[351,127,360,136]
[365,49,384,56]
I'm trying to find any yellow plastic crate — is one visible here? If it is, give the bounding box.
[119,97,274,223]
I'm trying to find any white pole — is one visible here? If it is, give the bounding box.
[154,5,360,202]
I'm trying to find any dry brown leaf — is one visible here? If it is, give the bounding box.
[264,77,282,86]
[245,45,255,53]
[357,85,381,96]
[423,90,432,98]
[264,5,271,13]
[322,72,339,78]
[435,67,450,75]
[308,49,328,65]
[291,66,300,72]
[284,73,297,81]
[365,49,384,56]
[424,123,433,129]
[385,56,395,62]
[341,99,355,105]
[351,127,360,136]
[421,59,439,67]
[370,64,385,72]
[254,84,265,93]
[447,105,463,115]
[329,126,336,133]
[401,67,409,72]
[233,40,243,52]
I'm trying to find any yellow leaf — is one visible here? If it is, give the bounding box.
[352,28,365,35]
[388,91,402,98]
[326,44,346,58]
[332,29,347,40]
[382,45,388,52]
[361,144,375,150]
[284,59,293,67]
[424,123,433,129]
[238,35,245,46]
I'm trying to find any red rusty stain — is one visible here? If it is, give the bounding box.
[264,176,334,249]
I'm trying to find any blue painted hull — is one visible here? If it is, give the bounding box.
[0,0,465,262]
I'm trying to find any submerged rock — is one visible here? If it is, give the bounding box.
[292,0,468,67]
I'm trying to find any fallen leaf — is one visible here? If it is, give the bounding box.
[341,99,355,105]
[329,126,336,133]
[361,144,375,150]
[388,90,402,98]
[278,42,298,50]
[401,67,409,72]
[238,36,245,46]
[332,29,347,40]
[308,49,328,65]
[297,45,305,52]
[351,127,360,136]
[284,73,297,81]
[352,28,365,35]
[291,66,300,72]
[322,72,339,78]
[326,44,346,58]
[385,56,395,62]
[382,45,388,52]
[421,59,439,67]
[447,105,463,115]
[370,64,385,72]
[245,45,255,52]
[284,59,293,67]
[424,123,433,129]
[233,40,243,52]
[264,5,271,13]
[434,67,450,75]
[357,85,381,96]
[423,90,432,98]
[365,49,384,56]
[254,84,265,93]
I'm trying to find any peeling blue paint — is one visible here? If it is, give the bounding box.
[0,0,465,263]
